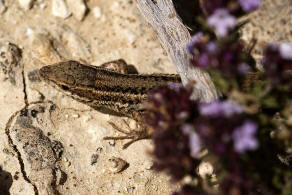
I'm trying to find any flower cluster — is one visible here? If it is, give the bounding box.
[262,42,292,85]
[146,0,292,194]
[201,0,260,36]
[207,9,236,37]
[187,0,258,92]
[187,34,253,77]
[197,101,258,154]
[145,84,201,181]
[200,0,261,16]
[146,85,261,194]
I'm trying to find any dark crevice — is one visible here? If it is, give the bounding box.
[21,65,28,106]
[173,0,205,35]
[0,166,13,195]
[51,168,61,195]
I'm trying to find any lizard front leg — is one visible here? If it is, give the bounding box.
[103,119,152,149]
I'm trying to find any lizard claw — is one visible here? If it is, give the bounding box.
[103,120,151,149]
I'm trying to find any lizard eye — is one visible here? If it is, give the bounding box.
[58,75,76,90]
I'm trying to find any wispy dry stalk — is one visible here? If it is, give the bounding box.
[137,0,220,102]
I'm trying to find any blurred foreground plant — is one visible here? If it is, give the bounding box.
[146,0,292,194]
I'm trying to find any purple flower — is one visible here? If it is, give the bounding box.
[196,100,246,155]
[199,101,243,117]
[238,0,261,12]
[221,101,244,117]
[145,85,201,181]
[187,32,203,52]
[262,42,292,85]
[188,35,253,77]
[199,101,221,116]
[182,124,201,158]
[206,41,217,52]
[169,83,183,91]
[279,43,292,60]
[237,63,251,74]
[232,120,258,153]
[207,9,236,37]
[198,53,209,67]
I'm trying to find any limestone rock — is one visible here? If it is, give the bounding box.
[51,0,71,19]
[18,0,35,10]
[67,0,87,21]
[92,6,102,19]
[0,0,7,13]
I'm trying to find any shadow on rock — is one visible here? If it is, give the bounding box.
[0,166,13,195]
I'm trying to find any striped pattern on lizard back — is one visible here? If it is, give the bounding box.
[39,60,181,118]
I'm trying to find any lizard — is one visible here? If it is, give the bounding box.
[39,59,181,148]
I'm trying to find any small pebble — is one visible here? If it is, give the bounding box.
[2,148,14,156]
[124,29,136,44]
[128,119,136,129]
[125,186,135,193]
[197,161,213,178]
[26,28,34,36]
[96,147,103,153]
[39,3,46,9]
[64,158,71,167]
[110,1,119,11]
[0,0,7,14]
[133,173,148,183]
[144,161,153,170]
[67,0,87,21]
[30,33,62,63]
[108,140,115,146]
[108,157,128,173]
[83,114,92,122]
[72,113,80,118]
[182,176,192,183]
[52,0,71,19]
[92,6,102,19]
[18,0,34,10]
[90,154,99,165]
[28,89,44,102]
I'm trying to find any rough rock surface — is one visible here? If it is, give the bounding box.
[240,0,292,69]
[0,0,291,194]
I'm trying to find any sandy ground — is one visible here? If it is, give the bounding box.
[0,0,291,194]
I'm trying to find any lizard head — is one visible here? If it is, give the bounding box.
[39,60,97,91]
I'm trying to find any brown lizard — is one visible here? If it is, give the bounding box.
[39,59,181,148]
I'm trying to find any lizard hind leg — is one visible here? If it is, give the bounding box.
[103,119,151,149]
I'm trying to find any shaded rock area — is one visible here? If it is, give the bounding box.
[0,0,291,194]
[0,166,13,195]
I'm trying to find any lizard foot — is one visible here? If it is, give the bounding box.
[103,120,151,149]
